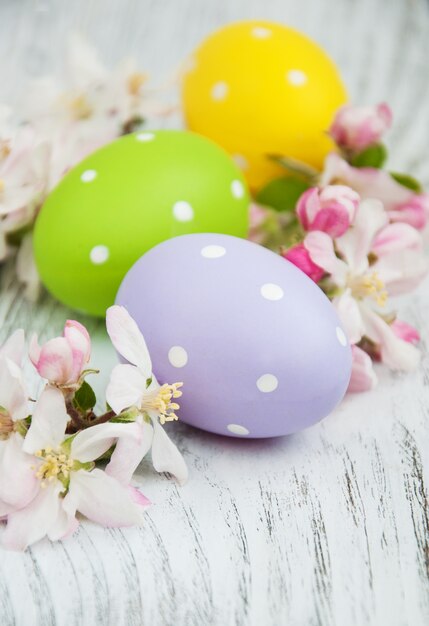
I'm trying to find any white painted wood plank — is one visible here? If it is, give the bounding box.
[0,1,429,624]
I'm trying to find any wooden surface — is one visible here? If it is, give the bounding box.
[1,0,429,624]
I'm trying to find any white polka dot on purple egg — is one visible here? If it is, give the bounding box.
[260,283,284,301]
[168,346,188,368]
[201,245,226,259]
[256,374,278,393]
[227,423,250,436]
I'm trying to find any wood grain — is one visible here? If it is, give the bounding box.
[1,0,429,624]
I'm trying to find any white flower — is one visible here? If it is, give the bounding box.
[2,387,148,551]
[105,305,188,486]
[305,199,428,370]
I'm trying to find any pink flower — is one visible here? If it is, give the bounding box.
[105,305,188,485]
[391,320,420,345]
[296,185,359,237]
[304,199,427,371]
[321,154,429,230]
[0,356,39,517]
[348,345,378,393]
[329,103,392,152]
[388,193,429,230]
[0,329,25,365]
[29,320,91,389]
[2,387,148,551]
[282,243,325,282]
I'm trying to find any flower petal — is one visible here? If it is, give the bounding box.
[348,346,378,393]
[105,420,154,485]
[68,468,146,526]
[2,482,62,551]
[333,290,365,344]
[374,250,429,296]
[0,433,39,509]
[335,199,387,273]
[0,357,29,421]
[106,363,146,414]
[372,223,423,257]
[64,320,91,382]
[71,421,143,463]
[106,305,152,377]
[304,231,347,285]
[30,336,74,384]
[151,420,188,485]
[0,329,25,365]
[23,387,68,453]
[360,306,420,371]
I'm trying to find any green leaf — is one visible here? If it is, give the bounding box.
[350,143,387,168]
[73,381,96,413]
[390,172,422,192]
[256,177,310,212]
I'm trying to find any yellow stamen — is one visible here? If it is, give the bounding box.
[0,141,11,160]
[128,72,147,96]
[142,382,183,424]
[35,448,74,486]
[351,271,388,307]
[69,94,93,120]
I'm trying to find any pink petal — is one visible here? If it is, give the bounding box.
[106,363,146,414]
[372,223,422,257]
[23,387,69,454]
[128,486,151,507]
[106,420,154,485]
[374,250,428,296]
[348,346,378,393]
[360,306,420,371]
[68,468,146,527]
[391,320,420,345]
[30,336,74,384]
[304,231,347,284]
[63,320,91,382]
[106,306,152,378]
[283,243,325,282]
[151,420,188,485]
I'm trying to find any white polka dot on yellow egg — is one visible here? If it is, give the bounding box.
[211,81,229,100]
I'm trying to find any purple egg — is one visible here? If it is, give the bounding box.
[116,234,352,438]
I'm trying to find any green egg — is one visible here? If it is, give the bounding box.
[34,130,250,316]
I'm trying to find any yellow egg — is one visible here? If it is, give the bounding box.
[182,20,348,190]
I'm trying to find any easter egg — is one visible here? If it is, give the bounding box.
[34,130,250,316]
[116,234,352,438]
[182,20,348,190]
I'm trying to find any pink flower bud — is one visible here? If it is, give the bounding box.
[329,103,392,152]
[348,345,378,393]
[391,320,420,345]
[282,243,325,282]
[388,193,429,230]
[296,185,359,238]
[29,320,91,387]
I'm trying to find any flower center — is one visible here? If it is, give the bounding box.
[0,407,14,440]
[142,383,183,424]
[128,72,147,96]
[0,141,11,160]
[69,94,93,120]
[34,447,74,487]
[350,271,388,307]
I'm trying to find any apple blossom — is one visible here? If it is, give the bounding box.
[321,153,429,230]
[282,243,325,282]
[105,305,188,485]
[29,320,92,390]
[304,199,428,371]
[329,103,392,152]
[348,346,378,393]
[391,320,420,345]
[2,387,149,551]
[296,185,359,237]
